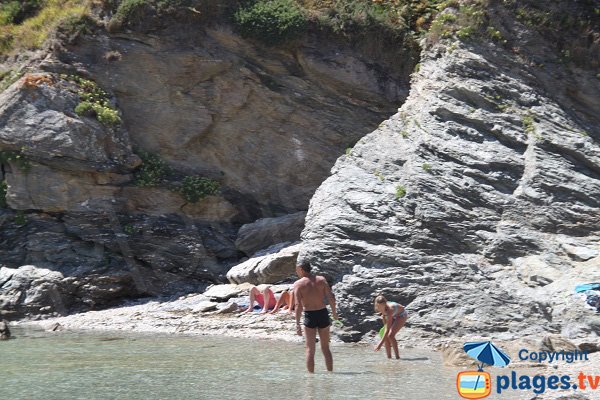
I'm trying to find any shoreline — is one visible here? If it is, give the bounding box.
[11,291,440,350]
[12,292,597,357]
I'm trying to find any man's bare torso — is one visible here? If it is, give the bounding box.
[294,275,328,311]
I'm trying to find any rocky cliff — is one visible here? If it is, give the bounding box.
[0,0,598,347]
[300,2,600,342]
[0,1,415,319]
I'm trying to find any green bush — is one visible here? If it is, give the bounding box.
[0,0,88,54]
[74,100,94,116]
[93,103,121,126]
[0,69,24,92]
[234,0,307,45]
[395,184,406,199]
[134,151,170,187]
[64,74,122,127]
[522,114,535,134]
[114,0,148,23]
[110,0,194,25]
[0,0,43,26]
[0,180,7,208]
[180,176,220,203]
[0,149,31,172]
[58,13,95,36]
[427,0,486,43]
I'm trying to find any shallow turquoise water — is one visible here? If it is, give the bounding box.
[1,327,537,399]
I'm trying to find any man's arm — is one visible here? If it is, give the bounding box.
[324,279,338,321]
[293,283,303,336]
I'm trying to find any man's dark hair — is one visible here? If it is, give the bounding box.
[298,260,311,273]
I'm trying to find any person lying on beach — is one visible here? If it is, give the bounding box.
[269,288,295,314]
[373,294,408,359]
[244,284,277,313]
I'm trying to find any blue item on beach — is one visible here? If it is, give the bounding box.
[575,283,600,293]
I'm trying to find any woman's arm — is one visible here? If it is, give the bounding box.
[375,308,393,351]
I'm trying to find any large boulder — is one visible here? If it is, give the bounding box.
[300,21,600,342]
[235,212,306,256]
[0,265,68,317]
[0,264,143,318]
[227,242,301,285]
[0,73,139,172]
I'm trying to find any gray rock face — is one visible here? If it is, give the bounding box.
[0,208,233,317]
[300,32,600,342]
[0,73,139,172]
[65,26,409,216]
[0,265,67,317]
[235,212,306,256]
[227,242,301,285]
[0,20,410,319]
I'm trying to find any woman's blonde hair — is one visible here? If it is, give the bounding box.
[374,295,387,311]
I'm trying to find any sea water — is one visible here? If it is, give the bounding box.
[1,327,537,400]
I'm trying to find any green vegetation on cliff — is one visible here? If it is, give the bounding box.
[179,176,220,202]
[0,0,597,67]
[134,151,220,202]
[234,0,307,45]
[134,151,171,187]
[0,0,88,53]
[63,74,122,127]
[0,1,44,25]
[0,150,31,172]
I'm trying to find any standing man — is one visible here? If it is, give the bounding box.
[293,260,338,373]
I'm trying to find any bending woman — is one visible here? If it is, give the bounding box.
[374,295,408,359]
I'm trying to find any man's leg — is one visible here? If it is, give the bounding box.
[318,326,333,372]
[304,326,317,373]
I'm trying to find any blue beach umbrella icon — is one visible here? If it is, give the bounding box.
[463,341,511,395]
[463,341,511,370]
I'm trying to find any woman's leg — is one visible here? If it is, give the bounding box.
[270,292,287,313]
[244,287,260,313]
[384,337,392,359]
[389,316,407,359]
[260,287,276,313]
[287,291,295,314]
